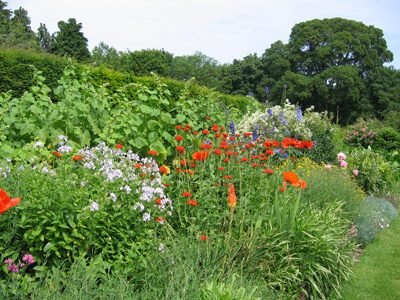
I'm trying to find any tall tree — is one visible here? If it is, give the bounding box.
[36,23,53,52]
[91,42,123,69]
[125,49,173,76]
[52,18,90,61]
[0,1,11,36]
[288,18,393,76]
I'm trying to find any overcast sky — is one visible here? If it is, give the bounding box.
[9,0,400,68]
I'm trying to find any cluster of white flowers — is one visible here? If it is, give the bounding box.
[237,99,329,140]
[76,142,172,219]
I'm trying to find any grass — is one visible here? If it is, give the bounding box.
[340,215,400,300]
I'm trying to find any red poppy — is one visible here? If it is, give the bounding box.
[163,183,170,187]
[223,158,229,163]
[241,157,249,162]
[263,168,274,174]
[229,136,235,141]
[155,216,165,224]
[175,135,183,141]
[135,163,142,169]
[184,169,194,176]
[218,166,225,171]
[159,165,170,174]
[266,149,274,155]
[175,125,183,130]
[0,189,21,214]
[176,146,185,154]
[213,149,223,155]
[200,234,207,241]
[193,131,199,135]
[227,183,237,208]
[211,124,219,132]
[147,150,158,156]
[190,163,197,168]
[52,151,62,158]
[243,132,252,137]
[202,129,210,135]
[293,179,307,189]
[222,175,233,180]
[252,163,258,167]
[155,198,162,205]
[192,151,209,161]
[200,143,213,149]
[187,199,199,206]
[182,191,192,198]
[283,172,299,185]
[115,143,123,149]
[72,155,84,161]
[180,160,187,166]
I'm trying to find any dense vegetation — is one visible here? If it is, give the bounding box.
[0,1,399,299]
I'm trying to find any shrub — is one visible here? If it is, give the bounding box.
[374,126,400,153]
[0,140,171,269]
[354,196,398,246]
[347,148,395,193]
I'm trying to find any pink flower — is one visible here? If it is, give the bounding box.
[7,263,19,273]
[4,258,13,265]
[337,152,346,161]
[353,169,359,176]
[340,160,348,168]
[22,254,35,265]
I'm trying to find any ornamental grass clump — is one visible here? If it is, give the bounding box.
[0,138,172,269]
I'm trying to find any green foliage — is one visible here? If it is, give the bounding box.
[51,18,90,62]
[124,49,173,77]
[348,148,395,193]
[374,126,400,153]
[353,196,398,246]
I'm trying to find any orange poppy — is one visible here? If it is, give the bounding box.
[182,191,192,197]
[72,155,84,161]
[159,165,170,175]
[52,151,62,158]
[187,199,199,206]
[192,151,209,161]
[0,189,21,214]
[283,172,299,185]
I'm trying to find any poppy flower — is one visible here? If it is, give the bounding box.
[147,150,158,156]
[213,149,223,155]
[159,165,170,175]
[180,160,187,166]
[202,129,210,135]
[135,163,142,169]
[155,198,162,205]
[175,135,183,141]
[241,157,249,162]
[227,183,237,208]
[200,234,207,241]
[72,155,84,161]
[193,131,199,135]
[252,163,258,168]
[52,151,62,158]
[182,191,192,198]
[218,166,225,171]
[211,124,219,132]
[263,168,274,174]
[222,175,233,180]
[175,125,183,130]
[155,216,165,224]
[0,189,21,214]
[243,132,252,137]
[192,151,209,161]
[176,146,185,154]
[200,143,213,149]
[187,199,199,206]
[163,183,170,187]
[229,136,235,141]
[115,143,123,149]
[283,172,299,185]
[190,163,197,168]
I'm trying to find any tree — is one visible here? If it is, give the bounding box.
[261,41,291,81]
[52,18,90,61]
[91,42,123,69]
[125,49,173,76]
[37,23,53,52]
[288,18,393,76]
[168,51,222,88]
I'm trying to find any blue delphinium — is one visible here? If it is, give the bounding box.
[267,108,273,117]
[296,107,303,122]
[229,120,235,136]
[252,124,259,141]
[278,112,288,126]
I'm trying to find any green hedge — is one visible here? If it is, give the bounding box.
[0,48,256,114]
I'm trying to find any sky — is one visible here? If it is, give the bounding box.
[9,0,400,68]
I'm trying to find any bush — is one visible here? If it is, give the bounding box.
[374,126,400,153]
[354,196,398,246]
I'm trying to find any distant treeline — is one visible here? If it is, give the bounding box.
[1,0,399,124]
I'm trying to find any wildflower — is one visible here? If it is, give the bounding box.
[263,168,274,174]
[337,152,346,161]
[143,212,151,222]
[0,189,21,214]
[213,149,223,155]
[229,121,235,135]
[200,234,207,241]
[243,132,252,137]
[134,163,142,169]
[175,135,183,141]
[182,191,192,198]
[90,201,99,212]
[192,151,209,161]
[115,143,123,149]
[241,157,249,162]
[227,183,237,208]
[202,129,210,135]
[283,172,299,185]
[109,193,117,202]
[147,150,159,156]
[72,155,84,161]
[155,216,165,224]
[58,145,72,153]
[7,264,19,273]
[218,166,225,171]
[200,143,213,149]
[52,151,62,158]
[187,199,199,206]
[159,165,170,175]
[22,254,35,265]
[176,146,185,154]
[296,179,307,189]
[163,183,170,187]
[211,124,219,132]
[353,169,359,177]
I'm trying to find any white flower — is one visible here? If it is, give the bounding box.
[33,141,44,149]
[158,244,165,252]
[58,135,68,143]
[109,192,117,202]
[90,201,100,212]
[120,185,131,194]
[142,212,151,222]
[80,181,87,187]
[58,145,72,153]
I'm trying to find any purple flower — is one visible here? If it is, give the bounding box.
[229,121,235,136]
[7,263,19,273]
[295,107,303,122]
[278,112,288,126]
[267,109,273,117]
[252,124,259,141]
[22,254,35,265]
[265,85,270,95]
